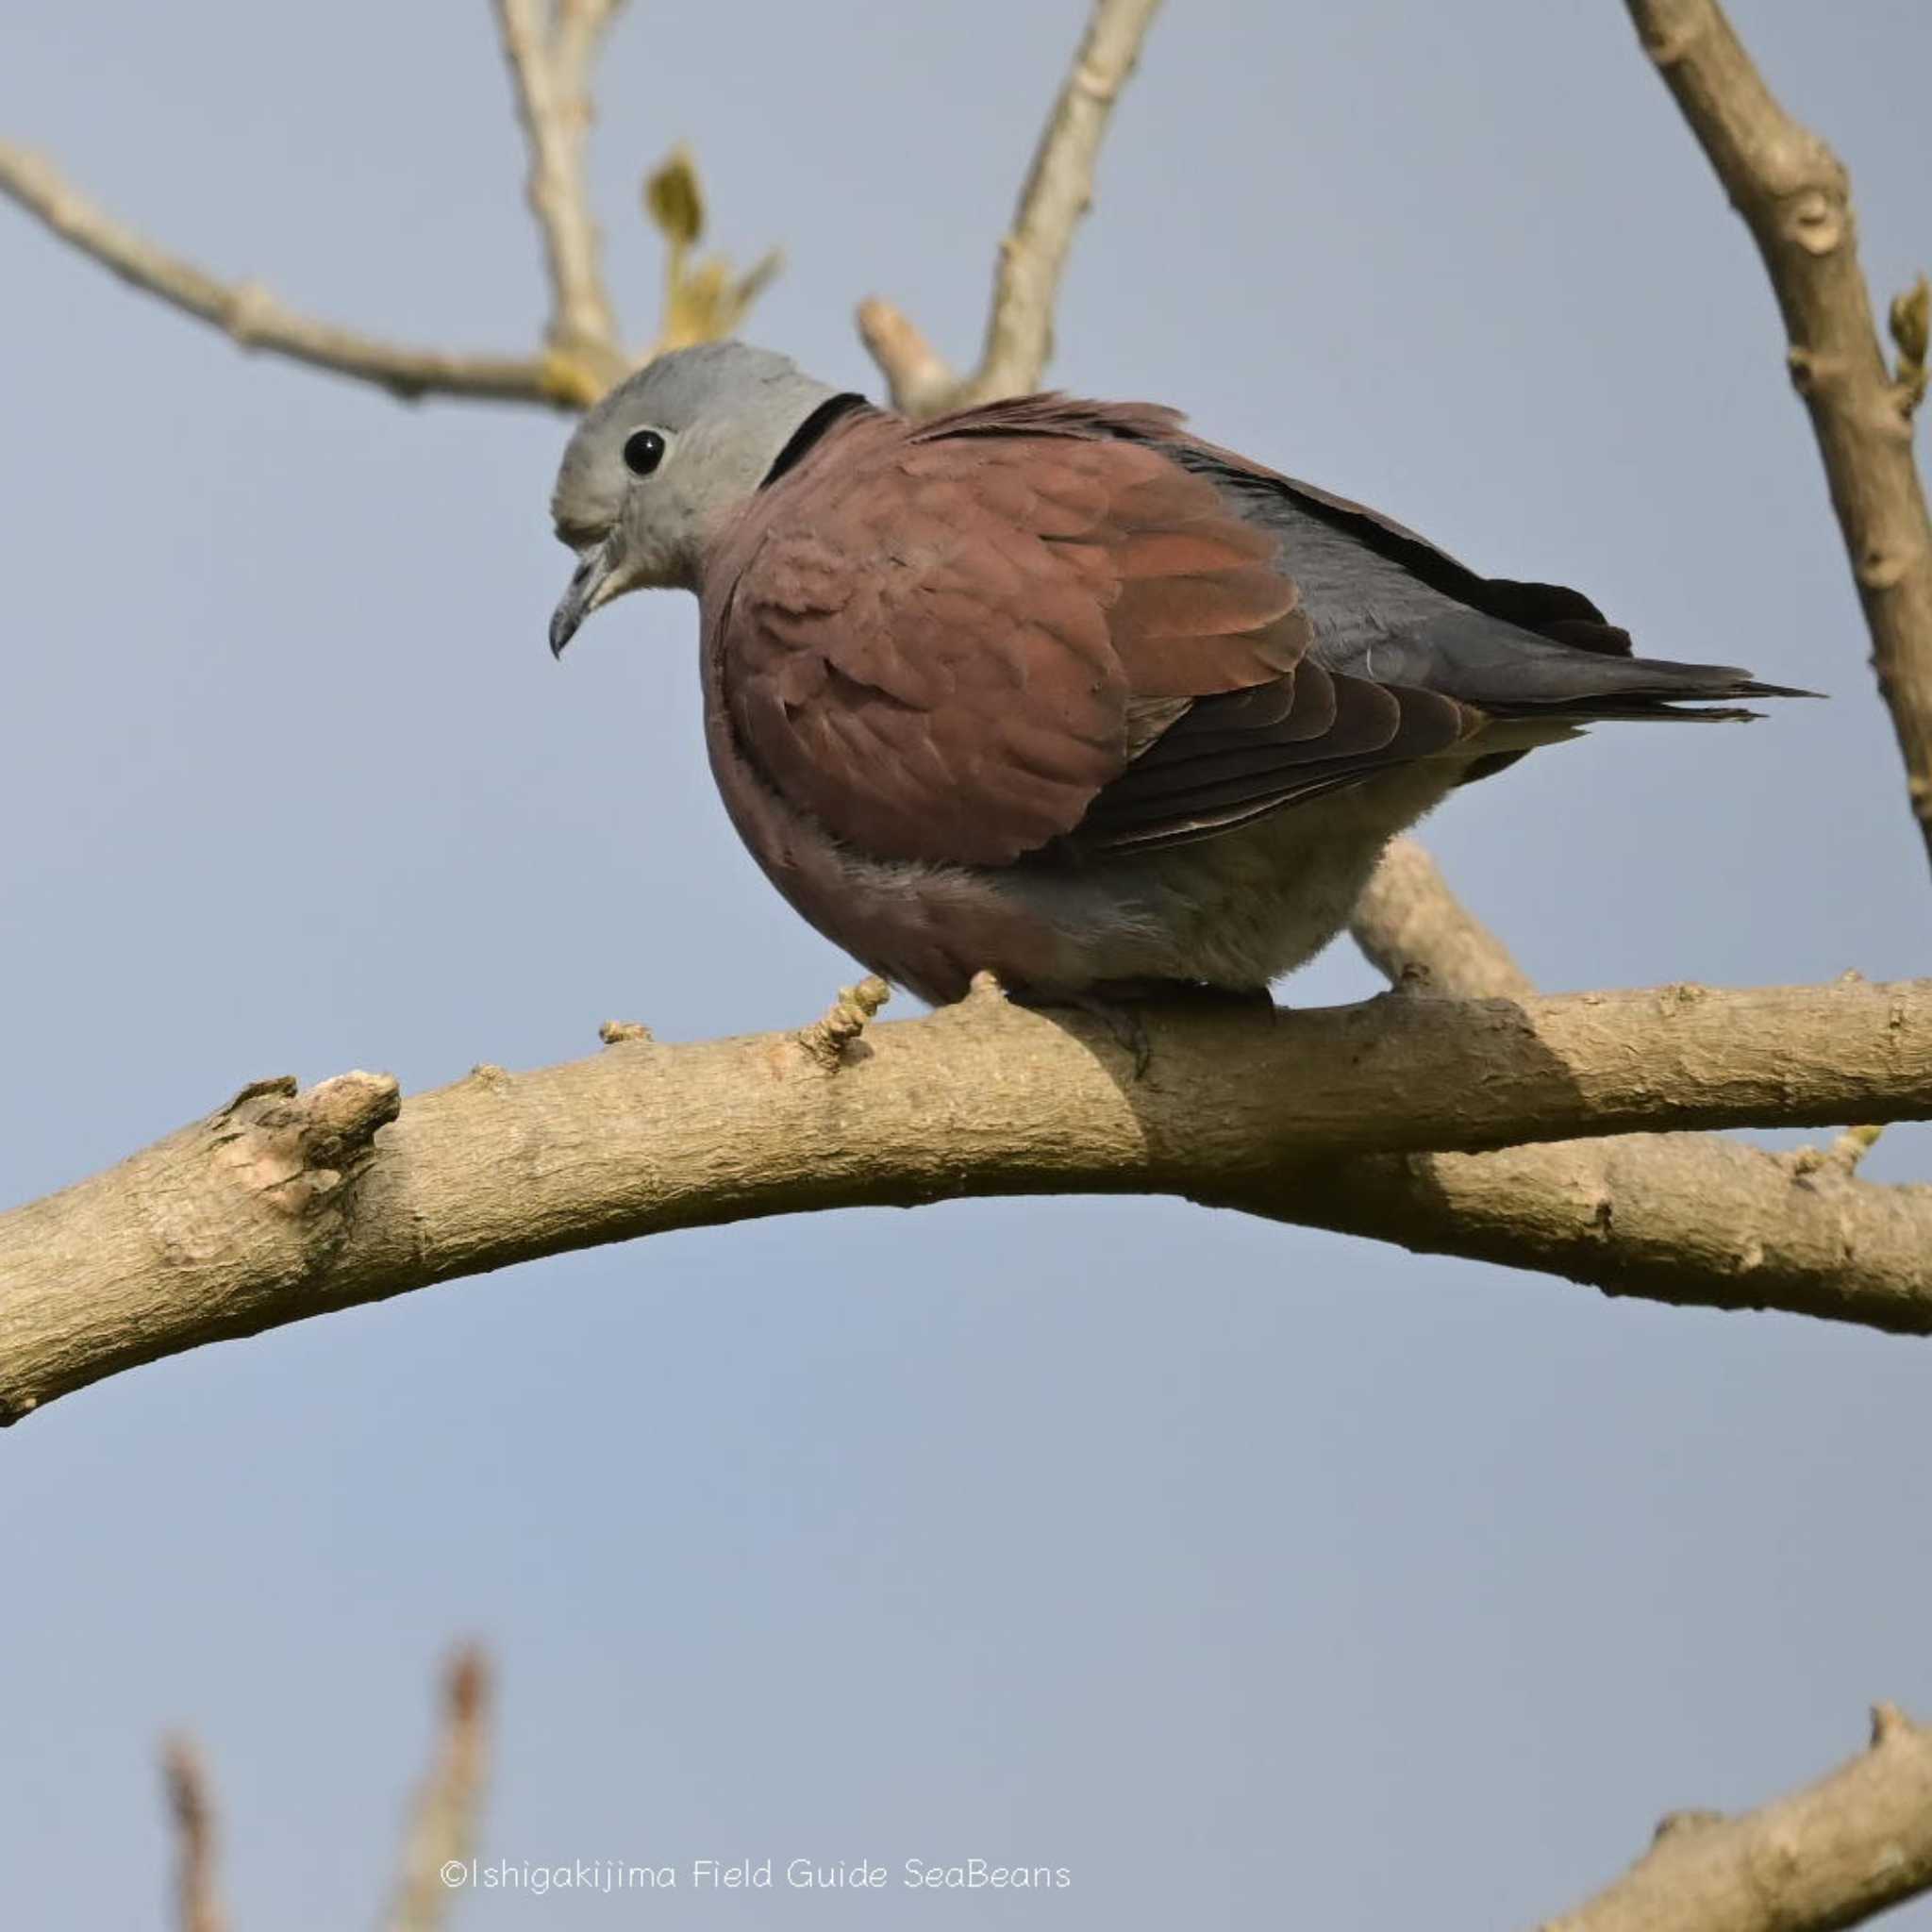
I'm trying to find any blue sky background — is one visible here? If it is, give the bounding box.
[2,2,1928,1925]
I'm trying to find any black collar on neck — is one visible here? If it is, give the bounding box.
[759,392,872,489]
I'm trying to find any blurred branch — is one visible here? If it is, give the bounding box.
[493,0,630,396]
[157,1653,493,1932]
[384,1647,493,1932]
[6,971,1932,1424]
[1625,0,1932,875]
[0,143,578,408]
[858,0,1166,414]
[1535,1703,1932,1932]
[161,1737,227,1932]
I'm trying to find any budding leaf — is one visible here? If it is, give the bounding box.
[644,145,706,250]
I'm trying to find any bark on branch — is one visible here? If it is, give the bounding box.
[6,974,1932,1425]
[1625,0,1932,873]
[1536,1703,1932,1932]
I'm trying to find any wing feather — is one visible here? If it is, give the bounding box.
[718,403,1474,866]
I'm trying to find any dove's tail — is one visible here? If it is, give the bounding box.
[1360,607,1822,723]
[1441,649,1818,785]
[1474,651,1819,724]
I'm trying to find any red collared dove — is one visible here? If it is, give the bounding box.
[548,343,1807,1006]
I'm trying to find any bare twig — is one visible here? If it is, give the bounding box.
[384,1647,493,1932]
[0,144,575,408]
[1625,0,1932,874]
[160,1737,227,1932]
[493,0,629,395]
[960,0,1165,405]
[3,16,768,410]
[1535,1703,1932,1932]
[6,972,1932,1424]
[857,0,1166,414]
[794,976,891,1071]
[856,298,958,416]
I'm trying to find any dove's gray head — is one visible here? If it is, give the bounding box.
[547,341,846,656]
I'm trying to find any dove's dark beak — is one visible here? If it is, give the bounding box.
[549,541,619,658]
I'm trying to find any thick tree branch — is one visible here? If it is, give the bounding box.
[1625,0,1932,872]
[1536,1703,1932,1932]
[858,0,1165,413]
[0,143,578,408]
[6,974,1932,1424]
[493,0,630,395]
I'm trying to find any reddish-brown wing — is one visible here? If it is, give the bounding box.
[720,410,1313,866]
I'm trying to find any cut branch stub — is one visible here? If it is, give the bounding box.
[0,1069,401,1424]
[214,1071,403,1219]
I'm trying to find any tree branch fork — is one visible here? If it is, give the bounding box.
[5,969,1930,1426]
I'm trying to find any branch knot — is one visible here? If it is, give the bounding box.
[214,1070,402,1217]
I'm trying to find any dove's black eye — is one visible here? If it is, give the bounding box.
[622,429,667,477]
